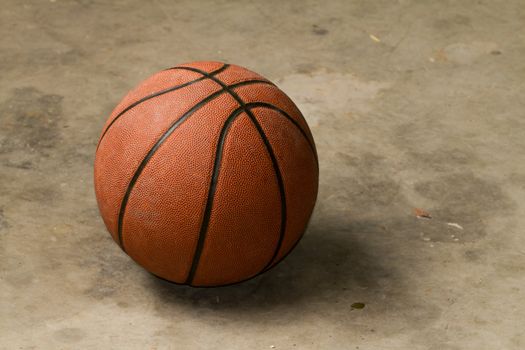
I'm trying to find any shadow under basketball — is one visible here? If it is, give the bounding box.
[146,213,403,314]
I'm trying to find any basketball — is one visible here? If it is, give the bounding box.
[94,61,318,287]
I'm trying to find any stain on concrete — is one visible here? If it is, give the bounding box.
[493,253,525,275]
[85,283,118,300]
[17,185,59,203]
[312,24,328,35]
[81,234,135,301]
[117,301,130,308]
[407,147,484,173]
[433,14,471,30]
[414,172,514,242]
[392,117,446,151]
[464,249,482,262]
[509,172,525,189]
[0,207,9,231]
[1,48,84,73]
[293,63,318,75]
[53,327,86,343]
[0,87,63,155]
[1,160,33,170]
[441,41,499,65]
[338,152,402,207]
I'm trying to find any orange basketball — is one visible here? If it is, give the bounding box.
[94,61,318,287]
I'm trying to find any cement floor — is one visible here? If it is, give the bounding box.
[1,1,524,349]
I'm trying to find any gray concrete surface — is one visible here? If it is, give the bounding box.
[1,0,525,349]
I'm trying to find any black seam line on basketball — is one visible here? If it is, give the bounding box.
[152,226,303,288]
[183,102,319,280]
[173,66,317,168]
[171,66,276,87]
[183,106,246,284]
[177,66,287,284]
[241,103,318,162]
[243,113,287,273]
[183,105,286,285]
[152,179,318,287]
[96,64,229,151]
[116,79,273,251]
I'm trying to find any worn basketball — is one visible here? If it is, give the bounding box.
[94,61,318,287]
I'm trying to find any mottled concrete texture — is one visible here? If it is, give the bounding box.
[1,1,524,349]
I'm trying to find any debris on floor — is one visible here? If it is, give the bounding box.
[420,233,432,242]
[414,207,432,219]
[369,34,381,42]
[447,222,464,230]
[351,302,366,310]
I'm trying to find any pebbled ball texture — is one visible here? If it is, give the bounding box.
[94,61,318,287]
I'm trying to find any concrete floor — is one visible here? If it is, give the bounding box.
[1,0,525,349]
